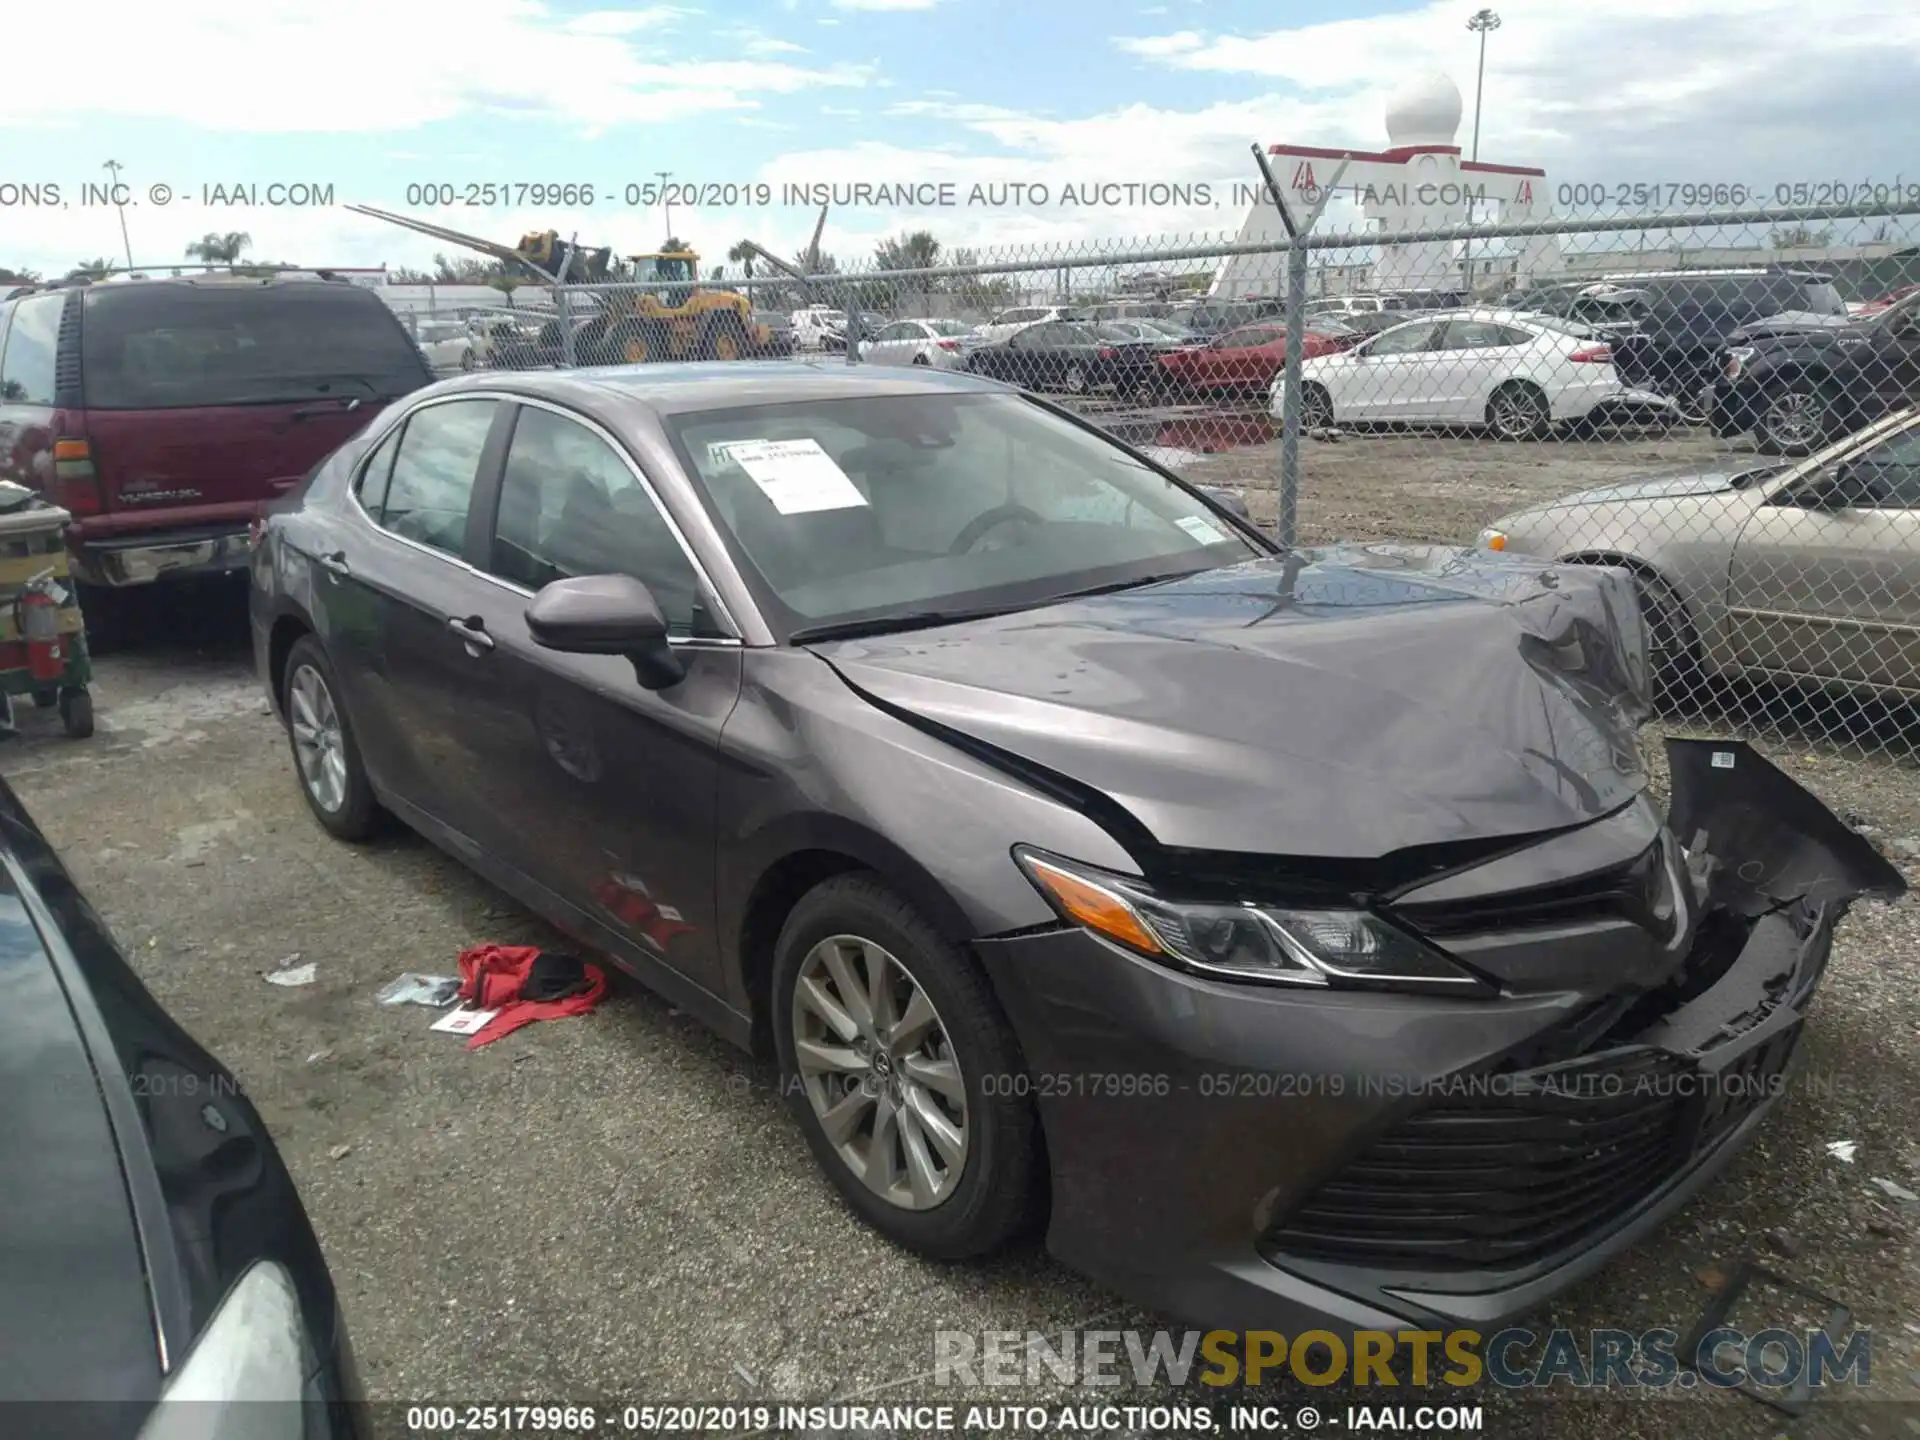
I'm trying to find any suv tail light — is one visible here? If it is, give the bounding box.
[51,438,102,516]
[1568,345,1613,363]
[935,339,960,351]
[1098,348,1116,360]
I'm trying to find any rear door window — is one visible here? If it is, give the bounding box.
[356,426,405,515]
[0,292,63,405]
[80,284,426,410]
[375,400,497,556]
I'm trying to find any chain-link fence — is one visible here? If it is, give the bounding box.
[467,191,1920,769]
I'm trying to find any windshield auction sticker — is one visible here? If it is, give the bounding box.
[717,438,869,515]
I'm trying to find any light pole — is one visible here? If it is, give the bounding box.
[103,159,134,270]
[1463,9,1501,294]
[656,170,674,244]
[1467,9,1500,163]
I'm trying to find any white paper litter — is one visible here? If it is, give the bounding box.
[1825,1139,1859,1163]
[725,438,868,514]
[431,1006,498,1036]
[263,962,317,987]
[1870,1177,1919,1202]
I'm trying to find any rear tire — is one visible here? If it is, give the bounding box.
[772,874,1043,1260]
[282,636,382,842]
[1488,381,1552,441]
[1754,381,1837,456]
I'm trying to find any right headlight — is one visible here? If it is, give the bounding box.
[1015,850,1490,994]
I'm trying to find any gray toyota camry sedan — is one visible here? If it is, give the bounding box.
[249,361,1902,1331]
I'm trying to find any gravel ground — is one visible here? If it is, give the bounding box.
[5,414,1920,1440]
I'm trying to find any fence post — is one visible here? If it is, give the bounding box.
[555,233,579,369]
[1251,146,1348,550]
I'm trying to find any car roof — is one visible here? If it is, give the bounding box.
[420,359,1009,418]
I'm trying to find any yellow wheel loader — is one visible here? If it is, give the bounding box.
[345,207,778,365]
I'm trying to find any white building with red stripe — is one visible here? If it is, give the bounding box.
[1214,71,1559,298]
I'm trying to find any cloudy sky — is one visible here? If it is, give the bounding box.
[5,0,1917,280]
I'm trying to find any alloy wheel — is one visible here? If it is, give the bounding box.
[1763,389,1825,450]
[791,934,968,1211]
[288,664,348,814]
[1491,387,1545,440]
[1064,365,1087,393]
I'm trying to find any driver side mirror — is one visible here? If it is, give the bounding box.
[526,574,686,690]
[1795,462,1882,511]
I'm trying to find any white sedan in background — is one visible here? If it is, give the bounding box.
[859,317,979,369]
[1271,310,1680,439]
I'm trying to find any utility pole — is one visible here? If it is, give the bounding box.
[103,159,134,269]
[1463,9,1501,295]
[656,171,674,243]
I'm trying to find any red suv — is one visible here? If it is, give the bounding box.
[0,274,432,591]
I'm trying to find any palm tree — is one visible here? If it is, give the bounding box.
[727,240,757,281]
[68,256,116,280]
[183,231,252,265]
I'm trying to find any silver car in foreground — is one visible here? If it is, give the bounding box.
[1478,405,1920,697]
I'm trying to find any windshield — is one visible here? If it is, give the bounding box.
[664,391,1262,638]
[81,285,426,409]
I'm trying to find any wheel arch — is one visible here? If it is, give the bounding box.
[729,818,981,1059]
[266,608,316,718]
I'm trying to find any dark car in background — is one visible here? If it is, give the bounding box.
[1712,288,1920,453]
[964,319,1179,402]
[0,775,363,1438]
[250,361,1901,1333]
[0,275,433,596]
[1168,298,1288,338]
[1504,269,1846,418]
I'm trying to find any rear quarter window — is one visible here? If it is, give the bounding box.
[80,284,429,411]
[0,292,63,405]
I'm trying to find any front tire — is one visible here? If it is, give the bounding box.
[772,874,1042,1259]
[282,636,382,841]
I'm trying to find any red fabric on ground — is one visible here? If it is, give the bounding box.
[454,944,608,1050]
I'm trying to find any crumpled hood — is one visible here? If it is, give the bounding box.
[813,545,1653,860]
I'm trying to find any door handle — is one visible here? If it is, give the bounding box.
[447,616,494,651]
[317,550,349,577]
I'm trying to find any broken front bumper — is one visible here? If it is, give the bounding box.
[973,741,1905,1332]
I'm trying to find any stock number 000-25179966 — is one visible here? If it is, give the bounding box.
[405,1404,779,1433]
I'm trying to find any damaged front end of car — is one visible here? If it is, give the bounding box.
[1253,737,1905,1318]
[939,551,1905,1330]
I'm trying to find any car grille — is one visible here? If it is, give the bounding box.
[1395,835,1679,941]
[1263,1031,1797,1271]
